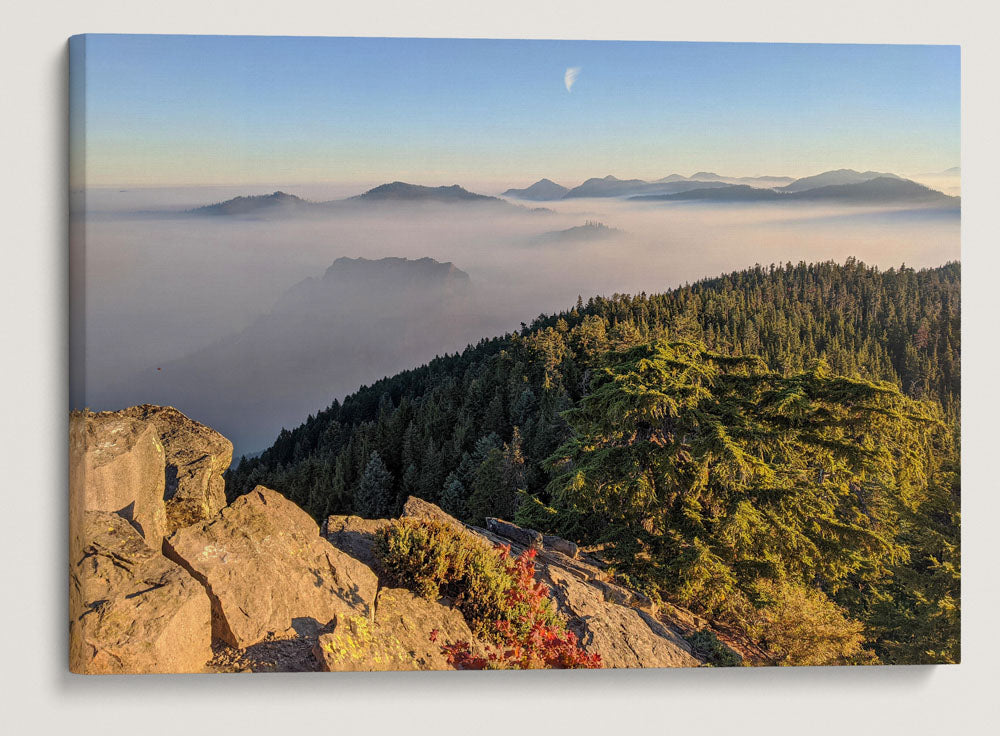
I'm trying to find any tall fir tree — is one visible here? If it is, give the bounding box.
[354,451,394,519]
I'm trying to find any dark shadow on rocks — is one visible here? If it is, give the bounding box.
[114,500,144,538]
[163,464,180,500]
[291,617,323,638]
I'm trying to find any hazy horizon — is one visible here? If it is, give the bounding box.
[75,162,963,206]
[73,185,959,453]
[71,36,959,190]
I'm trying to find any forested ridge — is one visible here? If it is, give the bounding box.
[227,258,960,664]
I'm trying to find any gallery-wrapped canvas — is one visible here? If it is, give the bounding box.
[69,34,960,674]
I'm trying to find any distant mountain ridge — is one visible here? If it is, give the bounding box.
[779,169,902,193]
[352,182,501,203]
[500,169,921,201]
[502,179,569,201]
[631,177,959,206]
[189,182,521,217]
[189,169,957,215]
[192,191,315,216]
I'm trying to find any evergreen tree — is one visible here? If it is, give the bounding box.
[868,460,961,663]
[546,340,942,622]
[354,451,393,518]
[467,448,506,525]
[440,471,468,520]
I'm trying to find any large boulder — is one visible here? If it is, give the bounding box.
[313,588,482,672]
[486,517,542,549]
[373,588,482,670]
[542,534,579,559]
[402,496,470,534]
[164,486,378,648]
[539,565,699,669]
[70,511,211,674]
[121,405,233,532]
[69,410,168,550]
[313,614,417,672]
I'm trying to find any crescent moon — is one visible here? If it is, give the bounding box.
[565,67,581,93]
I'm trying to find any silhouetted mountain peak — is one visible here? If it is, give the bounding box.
[791,176,956,203]
[534,220,624,243]
[191,191,314,215]
[782,169,902,192]
[631,176,957,205]
[356,182,499,203]
[502,178,569,201]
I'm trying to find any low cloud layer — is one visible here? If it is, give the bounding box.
[73,188,960,454]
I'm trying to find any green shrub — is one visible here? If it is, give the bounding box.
[374,517,472,599]
[374,518,562,642]
[747,579,869,666]
[684,629,743,667]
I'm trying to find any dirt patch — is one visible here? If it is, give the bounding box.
[207,634,322,673]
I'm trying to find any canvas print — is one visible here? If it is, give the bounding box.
[68,35,960,673]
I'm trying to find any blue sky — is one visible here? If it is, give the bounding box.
[72,35,960,189]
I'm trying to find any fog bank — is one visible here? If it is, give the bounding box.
[73,187,959,454]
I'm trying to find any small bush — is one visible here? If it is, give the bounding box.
[374,517,472,599]
[683,629,743,667]
[375,518,600,668]
[375,518,562,639]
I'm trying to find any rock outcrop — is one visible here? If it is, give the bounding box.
[314,588,481,672]
[470,518,698,668]
[333,497,701,669]
[69,511,212,674]
[164,486,378,648]
[540,565,699,668]
[120,405,233,532]
[69,410,168,550]
[402,495,472,534]
[372,588,481,670]
[69,405,706,673]
[542,534,579,558]
[486,517,542,549]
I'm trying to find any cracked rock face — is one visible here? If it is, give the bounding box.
[164,486,378,649]
[70,411,168,551]
[539,565,699,669]
[69,511,212,674]
[120,405,233,532]
[314,588,482,672]
[323,514,392,573]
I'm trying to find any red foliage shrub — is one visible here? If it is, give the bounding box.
[435,545,602,670]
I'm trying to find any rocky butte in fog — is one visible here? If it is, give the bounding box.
[112,256,499,455]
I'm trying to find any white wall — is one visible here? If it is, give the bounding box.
[2,1,997,733]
